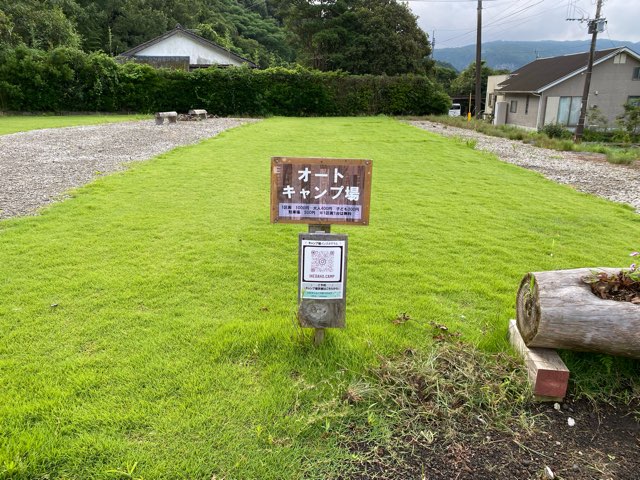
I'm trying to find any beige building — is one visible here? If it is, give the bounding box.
[487,47,640,130]
[485,74,508,119]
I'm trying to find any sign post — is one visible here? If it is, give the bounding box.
[270,157,372,344]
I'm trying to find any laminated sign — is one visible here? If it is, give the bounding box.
[271,157,372,225]
[300,238,346,300]
[298,233,348,329]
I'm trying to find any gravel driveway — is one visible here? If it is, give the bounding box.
[0,118,256,220]
[410,121,640,212]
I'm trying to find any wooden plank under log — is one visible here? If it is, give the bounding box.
[508,320,569,401]
[516,268,640,358]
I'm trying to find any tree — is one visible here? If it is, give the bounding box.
[431,61,457,93]
[616,102,640,136]
[449,61,508,97]
[271,0,431,75]
[0,0,81,49]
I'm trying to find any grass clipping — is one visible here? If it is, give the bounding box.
[337,341,535,478]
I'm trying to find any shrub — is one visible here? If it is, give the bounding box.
[541,122,572,139]
[606,149,639,165]
[0,46,451,116]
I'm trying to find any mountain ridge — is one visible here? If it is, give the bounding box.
[434,39,640,72]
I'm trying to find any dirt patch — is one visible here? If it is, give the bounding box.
[336,342,640,479]
[344,400,639,480]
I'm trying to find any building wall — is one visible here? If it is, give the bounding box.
[542,52,640,127]
[503,93,540,129]
[543,96,559,125]
[126,56,190,70]
[135,32,244,66]
[485,74,509,117]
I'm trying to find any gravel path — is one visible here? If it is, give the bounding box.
[409,121,640,212]
[0,118,256,220]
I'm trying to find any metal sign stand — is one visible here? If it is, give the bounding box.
[299,224,349,346]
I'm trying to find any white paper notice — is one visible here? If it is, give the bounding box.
[301,239,346,299]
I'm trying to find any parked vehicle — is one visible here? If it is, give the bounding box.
[448,103,462,117]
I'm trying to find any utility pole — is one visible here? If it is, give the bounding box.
[574,0,605,142]
[432,30,435,57]
[474,0,482,119]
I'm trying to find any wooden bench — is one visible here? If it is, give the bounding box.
[155,111,178,125]
[188,109,208,120]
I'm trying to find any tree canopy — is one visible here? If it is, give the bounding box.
[269,0,431,75]
[449,61,509,97]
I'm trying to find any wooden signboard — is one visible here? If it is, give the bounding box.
[298,233,348,329]
[270,157,373,225]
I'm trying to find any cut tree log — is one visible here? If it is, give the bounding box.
[508,320,569,401]
[516,268,640,358]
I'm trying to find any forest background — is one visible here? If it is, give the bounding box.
[0,0,506,99]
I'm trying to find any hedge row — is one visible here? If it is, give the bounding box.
[0,46,450,116]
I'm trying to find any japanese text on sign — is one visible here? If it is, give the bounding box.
[270,157,372,225]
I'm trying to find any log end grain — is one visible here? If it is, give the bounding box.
[516,273,540,344]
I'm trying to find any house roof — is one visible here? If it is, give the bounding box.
[118,24,257,68]
[496,47,640,93]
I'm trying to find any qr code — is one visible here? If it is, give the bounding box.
[310,250,335,273]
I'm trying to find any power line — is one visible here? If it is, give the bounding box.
[435,0,554,46]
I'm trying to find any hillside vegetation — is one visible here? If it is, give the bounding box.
[0,0,431,74]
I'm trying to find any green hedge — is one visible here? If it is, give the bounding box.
[0,46,450,116]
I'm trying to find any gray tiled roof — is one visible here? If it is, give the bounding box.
[496,48,621,93]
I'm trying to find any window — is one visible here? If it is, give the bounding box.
[525,95,530,115]
[488,93,494,108]
[510,100,518,113]
[557,96,582,126]
[633,67,640,80]
[628,96,640,107]
[614,53,627,64]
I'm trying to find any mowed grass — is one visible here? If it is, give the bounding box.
[1,117,639,479]
[0,114,150,135]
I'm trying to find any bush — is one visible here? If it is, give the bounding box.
[0,46,451,116]
[582,128,616,142]
[541,122,572,139]
[606,149,639,165]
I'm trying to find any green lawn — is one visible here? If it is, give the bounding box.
[0,114,149,135]
[0,117,638,479]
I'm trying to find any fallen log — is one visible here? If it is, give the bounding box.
[516,268,640,359]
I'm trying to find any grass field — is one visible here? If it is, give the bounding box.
[0,115,149,135]
[1,117,639,479]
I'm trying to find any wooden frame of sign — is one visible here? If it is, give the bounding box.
[270,157,372,226]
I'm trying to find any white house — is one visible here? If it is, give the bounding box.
[118,24,257,70]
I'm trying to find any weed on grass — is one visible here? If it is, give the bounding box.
[332,341,640,480]
[333,341,537,478]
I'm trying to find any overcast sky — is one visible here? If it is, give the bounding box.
[406,0,639,49]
